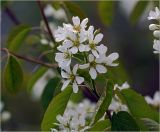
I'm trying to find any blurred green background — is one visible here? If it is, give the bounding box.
[1,0,159,131]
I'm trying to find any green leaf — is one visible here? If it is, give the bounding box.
[89,119,110,131]
[130,1,149,25]
[4,55,23,94]
[91,81,113,124]
[111,111,140,131]
[41,86,72,131]
[41,77,60,110]
[98,1,115,26]
[64,1,86,20]
[120,89,159,122]
[7,24,31,52]
[27,67,48,91]
[141,118,160,131]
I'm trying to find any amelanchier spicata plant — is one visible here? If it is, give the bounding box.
[2,1,160,132]
[148,7,160,54]
[55,16,119,93]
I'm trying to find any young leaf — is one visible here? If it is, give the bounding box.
[41,86,72,131]
[120,89,159,123]
[130,1,149,25]
[7,24,31,52]
[111,111,140,131]
[41,77,60,110]
[64,1,86,20]
[27,67,48,91]
[4,55,23,94]
[91,81,113,124]
[98,1,115,26]
[88,119,111,131]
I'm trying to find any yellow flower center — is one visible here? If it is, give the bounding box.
[73,25,81,32]
[64,52,71,60]
[73,39,80,47]
[90,61,96,68]
[89,43,96,49]
[69,74,75,81]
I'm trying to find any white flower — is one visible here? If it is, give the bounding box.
[61,64,84,93]
[109,98,128,113]
[54,16,88,42]
[145,91,160,107]
[71,16,88,33]
[153,39,160,54]
[148,7,160,20]
[85,26,107,57]
[114,81,130,91]
[55,45,72,68]
[100,53,119,66]
[79,54,107,80]
[61,34,87,54]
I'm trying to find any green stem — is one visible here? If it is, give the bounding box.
[91,79,99,98]
[72,56,84,63]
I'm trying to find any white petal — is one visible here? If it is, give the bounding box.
[107,53,119,61]
[84,45,91,51]
[76,76,84,84]
[96,44,108,54]
[89,54,94,62]
[94,33,103,44]
[79,63,90,69]
[62,59,71,67]
[70,46,78,54]
[73,64,78,75]
[88,33,94,43]
[61,71,69,78]
[68,31,77,41]
[88,26,94,35]
[73,81,79,93]
[79,44,86,52]
[57,45,66,52]
[105,52,119,66]
[91,50,99,58]
[63,66,71,73]
[95,54,106,63]
[55,53,63,62]
[96,64,107,73]
[63,40,73,48]
[80,18,88,28]
[61,80,71,91]
[89,68,97,80]
[79,32,87,43]
[72,16,80,26]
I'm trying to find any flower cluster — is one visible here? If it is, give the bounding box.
[148,7,160,54]
[51,99,96,132]
[54,16,119,93]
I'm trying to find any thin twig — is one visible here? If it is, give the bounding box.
[37,1,55,43]
[5,7,20,25]
[1,48,58,68]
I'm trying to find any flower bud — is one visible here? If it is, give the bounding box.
[149,24,158,31]
[153,30,160,38]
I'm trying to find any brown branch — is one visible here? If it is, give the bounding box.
[37,1,55,43]
[1,48,58,68]
[5,7,20,25]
